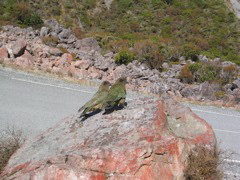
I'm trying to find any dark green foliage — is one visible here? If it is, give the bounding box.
[163,0,174,5]
[179,62,232,84]
[0,0,43,27]
[115,50,135,65]
[18,13,43,26]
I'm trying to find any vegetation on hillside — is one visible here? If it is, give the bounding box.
[0,0,240,66]
[0,0,43,27]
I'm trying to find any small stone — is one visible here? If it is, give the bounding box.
[162,62,170,69]
[40,27,50,37]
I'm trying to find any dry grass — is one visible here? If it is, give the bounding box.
[184,145,224,180]
[0,127,25,173]
[42,36,59,47]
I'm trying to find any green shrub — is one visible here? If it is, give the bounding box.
[0,1,43,27]
[179,64,194,83]
[179,62,222,84]
[133,40,164,69]
[115,50,135,65]
[163,0,174,5]
[83,0,96,9]
[181,43,200,61]
[117,0,133,10]
[19,13,43,26]
[197,64,220,83]
[188,63,202,74]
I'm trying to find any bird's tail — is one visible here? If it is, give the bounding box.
[78,106,84,113]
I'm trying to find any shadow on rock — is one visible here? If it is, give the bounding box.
[79,109,102,121]
[103,103,127,115]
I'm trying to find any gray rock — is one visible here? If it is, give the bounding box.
[222,61,236,67]
[198,55,209,62]
[67,35,77,44]
[198,82,221,100]
[149,82,169,94]
[40,27,50,37]
[139,63,149,71]
[162,62,170,69]
[44,19,63,34]
[103,52,114,58]
[180,87,196,97]
[179,56,186,61]
[1,25,14,32]
[104,0,114,9]
[48,48,63,56]
[49,32,58,37]
[213,58,221,63]
[58,29,71,39]
[233,78,240,88]
[167,78,184,91]
[75,38,101,53]
[26,31,36,39]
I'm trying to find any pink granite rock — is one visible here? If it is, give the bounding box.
[0,47,9,59]
[11,39,27,57]
[15,50,34,68]
[1,97,216,180]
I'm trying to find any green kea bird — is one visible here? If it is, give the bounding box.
[103,77,127,110]
[78,81,111,117]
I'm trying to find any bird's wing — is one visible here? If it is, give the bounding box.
[104,85,126,107]
[78,90,107,112]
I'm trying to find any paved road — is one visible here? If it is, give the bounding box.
[0,66,240,178]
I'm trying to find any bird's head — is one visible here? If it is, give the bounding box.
[100,81,111,90]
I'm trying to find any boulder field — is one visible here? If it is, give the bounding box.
[0,23,240,109]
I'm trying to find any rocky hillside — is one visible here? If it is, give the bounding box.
[0,23,239,109]
[1,0,240,65]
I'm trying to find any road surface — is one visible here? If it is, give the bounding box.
[0,66,240,178]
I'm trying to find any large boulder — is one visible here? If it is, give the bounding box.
[1,97,216,179]
[11,39,27,57]
[75,37,101,53]
[15,50,35,68]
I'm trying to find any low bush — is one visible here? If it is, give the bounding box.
[214,91,226,100]
[133,40,164,69]
[0,127,25,173]
[179,62,222,84]
[222,65,239,84]
[184,146,223,180]
[42,36,59,47]
[178,64,194,83]
[109,40,130,53]
[72,27,85,40]
[115,50,135,65]
[197,64,220,83]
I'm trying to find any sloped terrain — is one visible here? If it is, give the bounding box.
[1,0,240,65]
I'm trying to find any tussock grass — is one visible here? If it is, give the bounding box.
[0,127,25,173]
[184,145,224,180]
